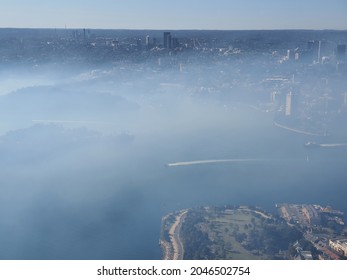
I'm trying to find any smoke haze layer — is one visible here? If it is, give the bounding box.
[0,29,347,259]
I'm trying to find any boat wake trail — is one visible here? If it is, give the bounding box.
[32,119,112,125]
[319,143,347,147]
[167,158,263,167]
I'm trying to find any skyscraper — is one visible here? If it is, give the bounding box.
[285,92,292,116]
[285,91,298,116]
[317,41,322,63]
[307,40,320,63]
[145,35,150,50]
[163,32,172,49]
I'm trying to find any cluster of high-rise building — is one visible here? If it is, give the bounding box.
[285,40,346,64]
[0,29,346,136]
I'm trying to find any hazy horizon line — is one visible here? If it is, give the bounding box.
[0,27,346,32]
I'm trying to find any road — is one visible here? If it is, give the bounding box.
[169,210,188,260]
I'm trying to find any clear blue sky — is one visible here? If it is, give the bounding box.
[0,0,346,30]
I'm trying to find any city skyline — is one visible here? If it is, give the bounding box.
[0,0,346,30]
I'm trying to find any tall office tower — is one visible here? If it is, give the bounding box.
[163,32,172,49]
[145,35,150,49]
[167,34,172,49]
[317,41,322,63]
[286,49,295,61]
[307,40,320,63]
[285,91,298,116]
[285,93,292,116]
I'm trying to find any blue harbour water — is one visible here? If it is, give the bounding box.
[1,104,347,259]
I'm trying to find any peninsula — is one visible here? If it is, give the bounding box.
[160,204,347,260]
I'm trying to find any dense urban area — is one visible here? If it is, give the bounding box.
[0,28,347,260]
[161,204,347,260]
[1,29,347,138]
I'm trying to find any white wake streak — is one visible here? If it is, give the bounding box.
[320,143,347,147]
[273,121,321,136]
[167,159,261,167]
[32,119,112,125]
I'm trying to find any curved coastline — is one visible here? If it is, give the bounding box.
[273,121,323,136]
